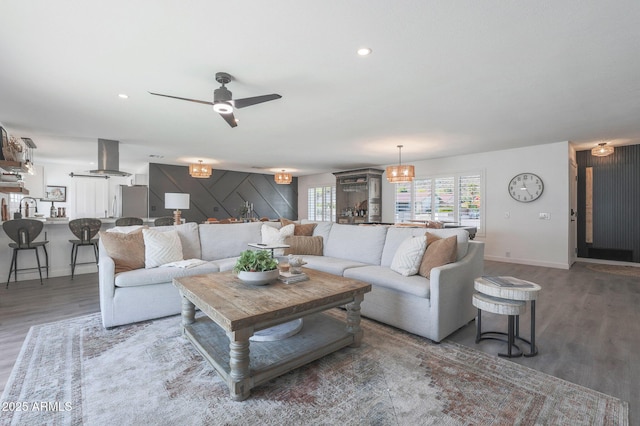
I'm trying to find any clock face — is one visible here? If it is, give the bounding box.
[508,173,544,202]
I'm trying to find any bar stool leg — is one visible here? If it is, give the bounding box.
[34,247,43,285]
[42,245,49,278]
[7,249,17,288]
[72,244,79,279]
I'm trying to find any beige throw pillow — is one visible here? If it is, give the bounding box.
[283,236,323,256]
[99,229,145,274]
[280,218,317,236]
[418,233,457,279]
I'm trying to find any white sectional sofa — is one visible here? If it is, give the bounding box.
[98,220,484,342]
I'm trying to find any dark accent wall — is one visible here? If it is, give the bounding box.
[576,145,640,262]
[149,163,298,224]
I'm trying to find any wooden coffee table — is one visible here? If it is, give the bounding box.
[173,268,371,401]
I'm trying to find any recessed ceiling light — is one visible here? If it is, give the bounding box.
[118,93,129,99]
[357,47,372,56]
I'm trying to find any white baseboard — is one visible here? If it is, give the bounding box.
[484,255,570,270]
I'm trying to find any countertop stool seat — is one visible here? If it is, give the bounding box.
[115,217,143,226]
[68,218,102,279]
[473,277,542,358]
[2,219,49,288]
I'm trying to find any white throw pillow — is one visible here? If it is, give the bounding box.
[261,224,294,256]
[390,235,427,276]
[107,225,146,234]
[142,228,184,268]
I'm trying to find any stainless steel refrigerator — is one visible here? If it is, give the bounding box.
[119,185,148,218]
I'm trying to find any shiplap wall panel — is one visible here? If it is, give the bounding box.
[149,163,298,224]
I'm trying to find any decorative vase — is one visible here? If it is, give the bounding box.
[237,269,279,286]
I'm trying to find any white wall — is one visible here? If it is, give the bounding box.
[299,141,571,269]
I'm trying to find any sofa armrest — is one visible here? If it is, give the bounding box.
[98,239,117,327]
[428,241,485,341]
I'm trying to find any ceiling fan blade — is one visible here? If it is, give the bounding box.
[219,112,238,128]
[148,92,213,106]
[233,94,282,109]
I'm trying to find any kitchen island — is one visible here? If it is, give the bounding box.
[0,217,158,283]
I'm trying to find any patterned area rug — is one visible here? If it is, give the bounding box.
[1,312,628,425]
[586,263,640,277]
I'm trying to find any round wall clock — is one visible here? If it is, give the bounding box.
[508,173,544,202]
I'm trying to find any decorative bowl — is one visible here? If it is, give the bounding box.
[237,269,279,286]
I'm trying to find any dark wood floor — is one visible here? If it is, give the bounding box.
[1,261,638,422]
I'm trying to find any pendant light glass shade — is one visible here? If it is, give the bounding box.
[189,160,212,178]
[386,145,415,183]
[591,142,614,157]
[274,169,292,184]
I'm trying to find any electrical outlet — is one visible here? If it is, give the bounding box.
[539,212,550,220]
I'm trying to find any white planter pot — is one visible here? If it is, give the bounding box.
[237,269,279,286]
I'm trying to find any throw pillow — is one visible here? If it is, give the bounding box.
[261,223,295,256]
[283,236,323,256]
[280,218,317,236]
[142,228,184,268]
[418,233,458,279]
[390,235,427,276]
[99,229,145,274]
[106,225,147,234]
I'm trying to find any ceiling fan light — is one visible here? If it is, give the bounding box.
[591,142,614,157]
[213,102,233,114]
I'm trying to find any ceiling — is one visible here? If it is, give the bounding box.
[1,1,639,177]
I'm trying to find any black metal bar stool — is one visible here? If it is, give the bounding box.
[3,219,49,288]
[153,216,174,226]
[68,218,102,279]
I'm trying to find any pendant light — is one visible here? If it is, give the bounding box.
[274,169,292,184]
[386,145,415,183]
[591,142,614,157]
[189,160,212,178]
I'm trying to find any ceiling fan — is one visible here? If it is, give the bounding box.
[149,72,281,128]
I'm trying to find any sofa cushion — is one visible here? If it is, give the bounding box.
[199,222,266,261]
[281,218,317,236]
[143,228,183,268]
[152,222,201,259]
[301,255,369,276]
[390,235,427,276]
[107,225,146,234]
[301,220,333,247]
[99,229,145,273]
[418,234,457,279]
[323,223,388,265]
[261,223,294,255]
[283,235,323,256]
[114,262,221,287]
[421,228,469,261]
[380,226,428,267]
[344,265,430,299]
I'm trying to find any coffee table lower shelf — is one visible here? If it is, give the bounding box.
[184,312,354,396]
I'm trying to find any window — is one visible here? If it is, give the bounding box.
[394,172,483,231]
[307,186,336,222]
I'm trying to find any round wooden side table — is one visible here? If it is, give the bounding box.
[473,277,541,357]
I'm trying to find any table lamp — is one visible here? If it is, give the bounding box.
[165,193,190,225]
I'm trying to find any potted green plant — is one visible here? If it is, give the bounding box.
[233,250,279,285]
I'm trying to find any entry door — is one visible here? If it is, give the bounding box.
[569,160,578,265]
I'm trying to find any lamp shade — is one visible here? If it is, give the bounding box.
[165,193,190,210]
[591,143,614,157]
[189,160,212,178]
[274,170,292,184]
[386,145,415,183]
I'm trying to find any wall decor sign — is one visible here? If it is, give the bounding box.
[43,185,67,202]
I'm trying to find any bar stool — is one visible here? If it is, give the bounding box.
[3,219,49,288]
[153,217,174,226]
[115,217,143,226]
[68,218,102,279]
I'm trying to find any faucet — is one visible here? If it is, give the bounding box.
[20,197,39,215]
